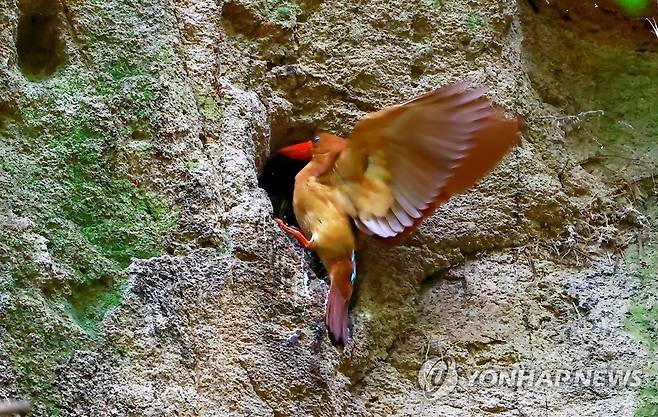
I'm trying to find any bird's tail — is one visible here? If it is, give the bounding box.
[325,253,356,345]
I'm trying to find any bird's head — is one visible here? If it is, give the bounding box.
[278,132,347,161]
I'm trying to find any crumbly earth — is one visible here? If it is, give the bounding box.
[0,0,657,416]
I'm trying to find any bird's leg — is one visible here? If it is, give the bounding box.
[275,218,314,249]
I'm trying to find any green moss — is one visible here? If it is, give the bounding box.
[2,293,90,412]
[626,297,658,415]
[260,0,300,25]
[274,4,295,21]
[559,44,658,176]
[196,94,224,121]
[44,405,62,417]
[0,111,176,402]
[186,158,200,172]
[594,52,658,415]
[53,70,88,96]
[636,384,658,417]
[627,303,658,349]
[0,1,182,409]
[632,244,658,286]
[624,199,658,416]
[61,277,127,335]
[539,50,658,417]
[107,60,143,82]
[465,13,487,34]
[63,171,178,269]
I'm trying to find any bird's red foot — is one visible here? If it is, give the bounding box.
[275,218,313,249]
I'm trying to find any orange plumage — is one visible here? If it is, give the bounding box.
[276,81,520,345]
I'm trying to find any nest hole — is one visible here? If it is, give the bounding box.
[259,122,316,226]
[16,0,67,79]
[258,153,306,227]
[259,126,327,279]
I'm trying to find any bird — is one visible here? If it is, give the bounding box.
[275,81,520,345]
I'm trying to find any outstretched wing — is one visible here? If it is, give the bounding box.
[328,81,519,240]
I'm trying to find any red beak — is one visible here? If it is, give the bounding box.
[278,141,313,161]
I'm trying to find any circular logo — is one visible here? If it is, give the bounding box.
[418,357,458,399]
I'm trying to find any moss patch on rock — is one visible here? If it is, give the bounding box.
[0,0,181,410]
[578,44,658,417]
[569,46,658,177]
[523,5,658,414]
[625,198,658,416]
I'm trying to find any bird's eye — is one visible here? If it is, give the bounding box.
[311,135,320,144]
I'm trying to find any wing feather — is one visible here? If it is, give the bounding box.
[391,202,414,227]
[392,186,422,218]
[330,81,519,240]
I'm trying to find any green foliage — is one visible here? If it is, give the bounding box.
[615,0,651,15]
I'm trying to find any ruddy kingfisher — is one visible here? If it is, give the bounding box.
[275,81,519,345]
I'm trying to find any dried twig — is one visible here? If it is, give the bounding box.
[647,18,658,38]
[539,110,604,135]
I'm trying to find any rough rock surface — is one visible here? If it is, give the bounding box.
[0,0,657,416]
